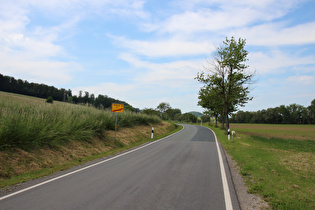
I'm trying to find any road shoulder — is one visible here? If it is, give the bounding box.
[224,150,271,209]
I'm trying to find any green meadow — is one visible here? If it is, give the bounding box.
[210,123,315,209]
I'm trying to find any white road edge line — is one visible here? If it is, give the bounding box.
[0,126,184,201]
[209,128,233,210]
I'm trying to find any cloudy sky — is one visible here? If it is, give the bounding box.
[1,0,314,113]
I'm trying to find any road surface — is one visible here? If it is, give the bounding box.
[0,124,240,209]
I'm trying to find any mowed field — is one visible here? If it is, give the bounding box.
[210,123,315,209]
[230,123,315,141]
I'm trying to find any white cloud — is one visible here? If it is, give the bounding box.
[110,35,214,57]
[232,21,315,46]
[146,0,303,35]
[286,75,315,85]
[172,0,302,11]
[0,0,313,113]
[248,50,315,74]
[0,50,81,85]
[0,0,83,84]
[119,53,202,86]
[72,54,204,111]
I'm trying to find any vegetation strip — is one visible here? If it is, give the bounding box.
[0,123,181,189]
[207,124,315,209]
[0,91,182,188]
[0,125,183,201]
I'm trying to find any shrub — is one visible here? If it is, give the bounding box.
[46,96,53,103]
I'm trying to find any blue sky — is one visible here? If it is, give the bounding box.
[1,0,314,113]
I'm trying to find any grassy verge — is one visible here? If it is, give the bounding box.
[206,124,315,209]
[0,91,182,188]
[0,91,161,150]
[0,122,182,188]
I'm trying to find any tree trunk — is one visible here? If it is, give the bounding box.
[221,113,224,128]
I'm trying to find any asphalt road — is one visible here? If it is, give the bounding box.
[0,124,240,210]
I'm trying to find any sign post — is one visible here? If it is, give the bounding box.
[112,103,124,144]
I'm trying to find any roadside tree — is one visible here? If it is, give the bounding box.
[196,37,254,131]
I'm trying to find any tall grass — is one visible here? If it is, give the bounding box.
[0,92,161,150]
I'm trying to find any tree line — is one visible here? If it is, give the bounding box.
[0,74,199,122]
[142,102,198,123]
[230,100,315,124]
[0,73,136,111]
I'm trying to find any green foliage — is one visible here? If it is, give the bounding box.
[0,92,161,151]
[196,37,254,131]
[201,115,211,123]
[177,113,197,123]
[230,100,315,124]
[188,111,203,118]
[117,111,160,127]
[156,102,171,113]
[154,103,184,121]
[142,108,160,116]
[46,96,53,103]
[0,73,71,102]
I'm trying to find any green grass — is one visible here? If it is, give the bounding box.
[0,91,181,188]
[0,91,161,151]
[208,124,315,209]
[230,123,315,140]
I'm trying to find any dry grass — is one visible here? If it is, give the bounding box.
[280,152,315,179]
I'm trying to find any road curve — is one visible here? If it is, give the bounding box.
[0,124,240,210]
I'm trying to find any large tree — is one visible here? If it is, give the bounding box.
[196,37,254,131]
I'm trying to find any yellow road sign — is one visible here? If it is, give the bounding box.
[112,103,124,113]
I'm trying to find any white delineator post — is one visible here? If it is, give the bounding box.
[151,127,154,139]
[228,129,230,141]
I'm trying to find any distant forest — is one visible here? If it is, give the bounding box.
[0,73,137,111]
[230,101,315,124]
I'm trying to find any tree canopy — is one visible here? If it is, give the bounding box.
[230,100,315,124]
[196,37,254,131]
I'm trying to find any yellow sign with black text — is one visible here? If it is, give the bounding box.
[112,103,124,113]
